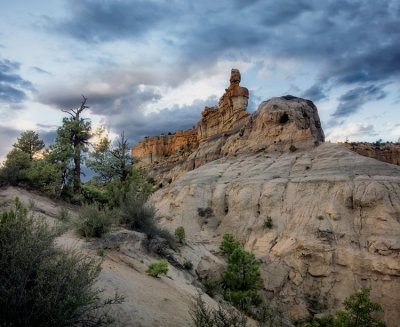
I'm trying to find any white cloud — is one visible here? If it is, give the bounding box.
[325,122,377,143]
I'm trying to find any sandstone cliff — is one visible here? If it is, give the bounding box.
[142,83,399,325]
[152,143,400,325]
[131,69,250,167]
[341,142,400,166]
[131,129,198,165]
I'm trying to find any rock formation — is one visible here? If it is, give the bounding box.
[197,69,250,144]
[131,129,198,165]
[152,143,400,326]
[341,142,400,166]
[131,69,250,166]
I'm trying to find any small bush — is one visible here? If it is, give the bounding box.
[220,233,241,256]
[183,260,193,270]
[198,207,213,218]
[202,279,220,298]
[175,226,186,243]
[289,144,297,152]
[264,216,273,229]
[146,259,168,277]
[317,215,324,220]
[76,204,113,238]
[190,293,249,327]
[0,197,123,327]
[97,248,105,257]
[168,178,172,184]
[118,192,155,234]
[57,206,70,221]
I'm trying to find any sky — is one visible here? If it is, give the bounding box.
[1,0,400,161]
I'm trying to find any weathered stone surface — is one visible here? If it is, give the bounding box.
[197,68,250,144]
[152,144,400,326]
[341,142,400,166]
[130,69,250,167]
[131,129,198,165]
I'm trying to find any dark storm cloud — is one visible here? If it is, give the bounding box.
[48,0,173,43]
[37,81,217,147]
[302,85,327,102]
[332,85,387,118]
[38,0,400,130]
[0,59,34,103]
[117,96,218,147]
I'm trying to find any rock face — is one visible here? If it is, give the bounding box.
[131,69,250,166]
[152,143,400,326]
[197,69,250,144]
[341,142,400,166]
[131,129,198,165]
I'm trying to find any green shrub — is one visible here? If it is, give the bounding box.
[96,248,105,257]
[220,233,241,256]
[190,293,249,327]
[202,279,220,298]
[302,288,387,327]
[317,215,324,220]
[57,207,70,221]
[222,247,263,311]
[175,226,186,243]
[76,204,113,238]
[146,259,168,277]
[289,144,297,152]
[183,259,193,270]
[264,216,273,229]
[119,192,155,234]
[335,288,386,327]
[0,198,122,327]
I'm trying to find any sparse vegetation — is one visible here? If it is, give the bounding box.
[301,288,387,327]
[220,233,241,256]
[76,204,113,238]
[146,259,169,277]
[183,259,193,270]
[57,206,70,221]
[190,293,249,327]
[289,144,297,152]
[198,207,213,218]
[202,279,220,298]
[96,248,105,257]
[0,198,122,327]
[264,216,273,229]
[317,215,324,220]
[175,226,186,243]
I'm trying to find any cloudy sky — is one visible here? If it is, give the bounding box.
[1,0,399,160]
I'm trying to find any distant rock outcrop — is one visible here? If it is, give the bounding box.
[131,70,324,183]
[197,68,250,144]
[341,142,400,166]
[131,69,251,165]
[131,129,198,165]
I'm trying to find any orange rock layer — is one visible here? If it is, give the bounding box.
[131,69,249,164]
[341,142,400,166]
[131,129,198,165]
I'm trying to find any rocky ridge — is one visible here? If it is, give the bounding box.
[152,143,400,325]
[134,70,400,326]
[341,142,400,166]
[131,69,251,168]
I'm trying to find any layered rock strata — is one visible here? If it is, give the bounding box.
[341,142,400,166]
[197,68,249,144]
[131,129,198,165]
[131,69,250,165]
[152,143,400,326]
